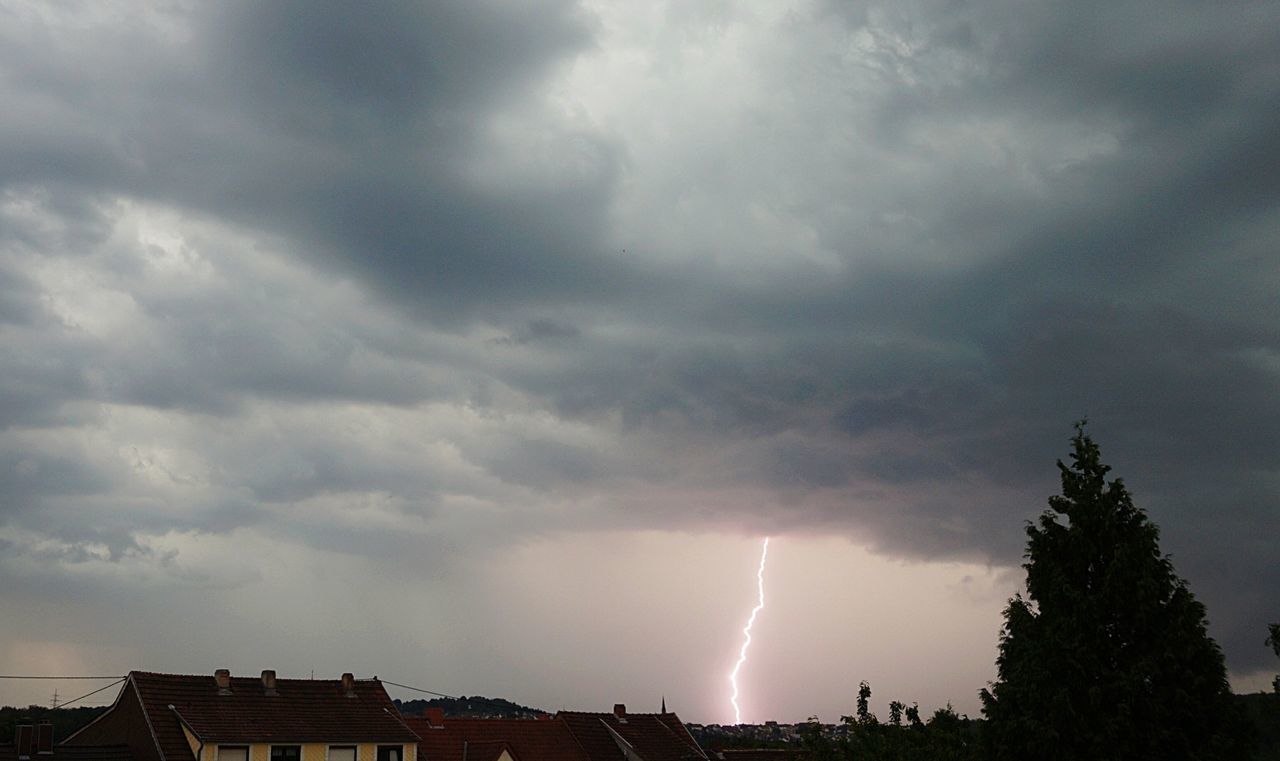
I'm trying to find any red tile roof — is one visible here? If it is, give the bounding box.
[556,712,705,761]
[404,717,588,761]
[85,672,419,761]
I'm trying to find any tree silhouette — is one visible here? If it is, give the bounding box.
[981,423,1245,760]
[1269,623,1280,693]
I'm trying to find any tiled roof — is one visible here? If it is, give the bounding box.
[451,742,511,761]
[404,717,588,761]
[0,745,136,761]
[556,713,705,761]
[130,672,419,761]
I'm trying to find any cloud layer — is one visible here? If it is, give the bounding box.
[2,0,1278,715]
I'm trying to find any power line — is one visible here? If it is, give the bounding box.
[0,675,124,680]
[379,679,455,699]
[54,678,125,709]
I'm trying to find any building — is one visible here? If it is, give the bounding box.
[2,720,133,761]
[407,712,586,761]
[406,704,705,761]
[557,705,706,761]
[63,671,420,761]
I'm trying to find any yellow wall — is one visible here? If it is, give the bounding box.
[202,743,416,761]
[182,726,201,757]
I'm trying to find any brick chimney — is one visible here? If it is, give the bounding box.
[36,721,53,755]
[15,723,33,760]
[262,670,278,696]
[215,669,232,695]
[613,704,626,718]
[341,672,356,697]
[425,707,445,726]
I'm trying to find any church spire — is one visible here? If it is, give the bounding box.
[661,695,667,713]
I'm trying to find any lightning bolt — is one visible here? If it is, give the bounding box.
[728,536,770,724]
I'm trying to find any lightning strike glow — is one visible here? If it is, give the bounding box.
[728,536,770,724]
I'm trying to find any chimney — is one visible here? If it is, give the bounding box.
[215,669,232,695]
[613,704,626,718]
[341,672,356,697]
[36,721,53,755]
[15,724,34,760]
[424,707,445,726]
[262,670,278,696]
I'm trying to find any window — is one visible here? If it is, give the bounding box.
[272,748,301,761]
[377,747,402,761]
[329,747,356,761]
[218,748,248,761]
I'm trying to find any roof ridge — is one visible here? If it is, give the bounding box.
[129,671,386,689]
[561,711,671,718]
[649,714,705,759]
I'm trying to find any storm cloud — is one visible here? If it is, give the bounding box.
[1,0,1278,718]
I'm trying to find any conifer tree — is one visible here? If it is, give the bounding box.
[981,424,1244,760]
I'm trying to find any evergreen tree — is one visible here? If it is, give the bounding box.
[981,423,1245,760]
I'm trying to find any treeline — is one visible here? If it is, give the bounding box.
[393,695,545,719]
[795,688,1280,761]
[0,705,107,743]
[1239,693,1280,761]
[800,682,978,761]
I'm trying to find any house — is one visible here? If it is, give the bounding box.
[1,720,133,761]
[405,704,705,761]
[405,711,587,761]
[557,705,706,761]
[63,671,420,761]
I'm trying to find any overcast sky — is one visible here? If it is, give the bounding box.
[2,0,1279,724]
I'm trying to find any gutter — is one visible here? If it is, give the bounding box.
[169,705,204,761]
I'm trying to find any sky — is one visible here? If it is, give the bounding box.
[1,0,1279,725]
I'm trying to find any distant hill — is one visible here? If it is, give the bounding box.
[393,695,547,719]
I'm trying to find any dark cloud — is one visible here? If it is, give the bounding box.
[1,0,1278,682]
[491,319,582,346]
[0,450,109,508]
[0,0,626,324]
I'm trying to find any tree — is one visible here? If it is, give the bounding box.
[888,700,904,727]
[1269,623,1280,693]
[981,423,1245,760]
[855,681,876,726]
